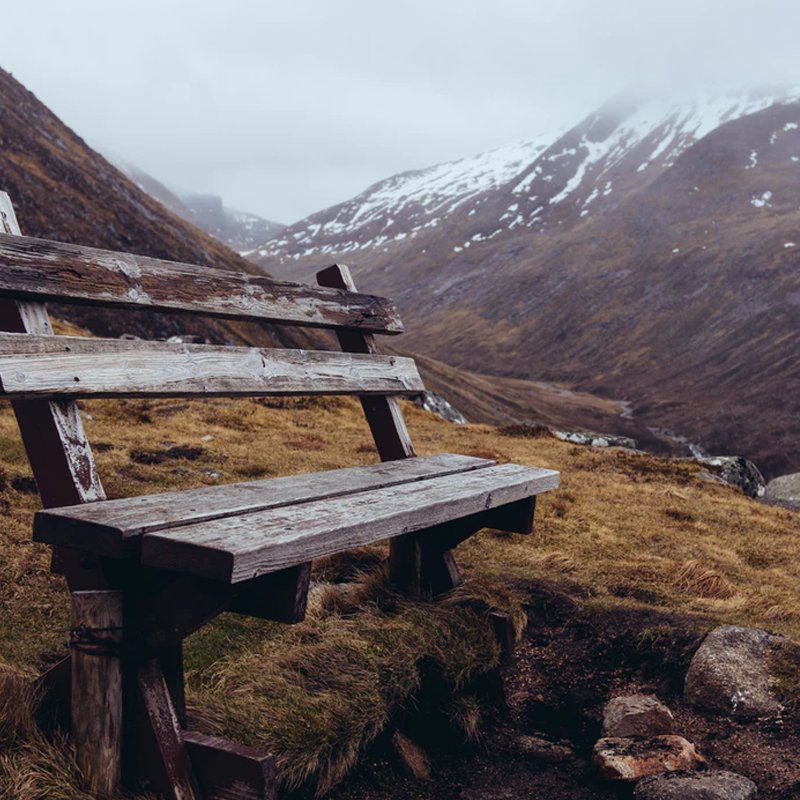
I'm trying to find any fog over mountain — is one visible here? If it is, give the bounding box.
[4,0,800,222]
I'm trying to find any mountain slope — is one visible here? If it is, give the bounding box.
[0,66,303,348]
[109,156,285,252]
[253,90,800,477]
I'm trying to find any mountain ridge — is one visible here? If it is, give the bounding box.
[251,89,800,478]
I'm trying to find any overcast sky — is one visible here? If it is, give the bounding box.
[4,0,800,224]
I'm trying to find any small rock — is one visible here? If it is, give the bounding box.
[698,456,765,499]
[513,734,574,764]
[198,468,224,479]
[592,736,705,782]
[167,334,207,344]
[201,435,214,442]
[684,625,789,718]
[603,695,676,738]
[390,730,430,780]
[764,471,800,511]
[634,769,758,799]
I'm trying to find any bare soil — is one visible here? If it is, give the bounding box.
[320,579,800,800]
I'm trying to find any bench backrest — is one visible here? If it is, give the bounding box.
[0,192,420,517]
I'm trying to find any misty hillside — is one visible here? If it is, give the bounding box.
[109,156,286,252]
[253,89,800,478]
[0,66,313,350]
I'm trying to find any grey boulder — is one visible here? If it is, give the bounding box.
[684,625,789,718]
[634,769,757,799]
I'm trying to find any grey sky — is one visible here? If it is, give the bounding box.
[4,0,800,224]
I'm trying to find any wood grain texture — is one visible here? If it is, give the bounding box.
[317,265,417,461]
[0,231,403,332]
[184,732,277,800]
[34,453,493,556]
[0,333,423,399]
[140,463,561,583]
[71,591,122,797]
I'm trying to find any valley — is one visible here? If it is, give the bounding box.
[251,90,800,479]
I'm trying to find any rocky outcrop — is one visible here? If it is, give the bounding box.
[684,625,789,718]
[553,430,638,449]
[764,471,800,511]
[698,457,766,499]
[634,770,758,800]
[412,391,468,424]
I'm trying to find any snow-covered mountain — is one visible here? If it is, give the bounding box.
[254,88,800,270]
[251,89,800,479]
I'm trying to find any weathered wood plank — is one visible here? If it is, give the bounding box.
[34,453,493,557]
[317,264,417,461]
[140,464,561,583]
[71,591,123,796]
[184,732,277,800]
[0,232,404,333]
[0,334,423,399]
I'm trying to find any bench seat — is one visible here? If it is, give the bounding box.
[35,453,559,583]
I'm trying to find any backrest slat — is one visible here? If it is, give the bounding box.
[0,334,424,399]
[0,233,404,334]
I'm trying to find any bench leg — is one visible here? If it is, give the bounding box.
[71,590,123,797]
[389,535,462,596]
[133,659,200,800]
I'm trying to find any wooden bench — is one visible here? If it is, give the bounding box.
[0,191,559,800]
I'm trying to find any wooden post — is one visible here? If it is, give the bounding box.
[71,590,123,796]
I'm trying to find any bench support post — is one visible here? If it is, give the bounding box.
[71,590,123,797]
[134,659,200,800]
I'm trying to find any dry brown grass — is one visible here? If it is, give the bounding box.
[0,386,798,796]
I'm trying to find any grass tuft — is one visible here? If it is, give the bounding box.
[675,560,737,599]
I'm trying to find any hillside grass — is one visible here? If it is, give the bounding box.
[0,377,797,796]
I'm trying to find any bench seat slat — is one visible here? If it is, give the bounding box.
[140,463,560,583]
[0,233,403,333]
[33,454,495,557]
[0,334,423,399]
